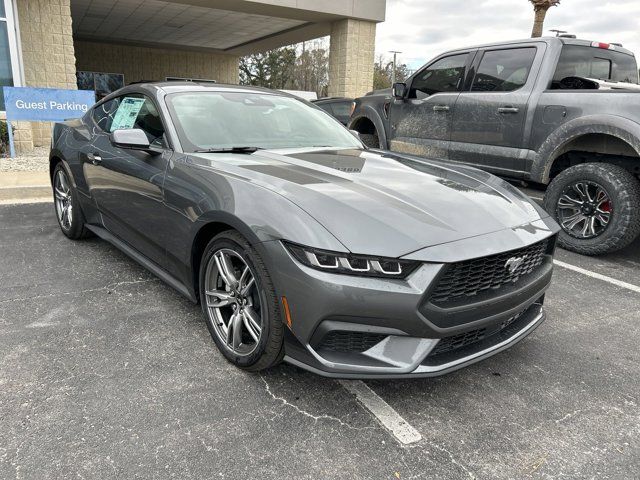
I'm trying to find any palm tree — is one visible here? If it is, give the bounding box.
[529,0,561,38]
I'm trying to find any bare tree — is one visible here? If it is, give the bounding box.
[529,0,560,38]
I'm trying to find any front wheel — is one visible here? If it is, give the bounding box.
[199,231,284,371]
[544,163,640,255]
[52,162,91,240]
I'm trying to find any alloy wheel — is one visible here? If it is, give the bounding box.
[54,169,73,231]
[204,248,263,356]
[556,181,612,239]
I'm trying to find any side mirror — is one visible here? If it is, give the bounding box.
[349,129,361,140]
[110,129,160,153]
[392,82,407,99]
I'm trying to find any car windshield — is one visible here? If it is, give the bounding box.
[166,91,362,152]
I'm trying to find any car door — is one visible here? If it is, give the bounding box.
[449,44,543,176]
[388,52,473,159]
[82,93,171,268]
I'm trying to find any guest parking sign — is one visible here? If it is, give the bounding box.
[3,87,95,157]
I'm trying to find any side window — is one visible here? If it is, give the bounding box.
[92,98,120,132]
[331,102,353,118]
[316,103,334,115]
[109,94,166,146]
[471,48,537,92]
[410,54,468,99]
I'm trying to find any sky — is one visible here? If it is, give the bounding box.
[375,0,640,70]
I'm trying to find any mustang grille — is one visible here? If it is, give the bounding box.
[429,239,549,305]
[318,331,386,353]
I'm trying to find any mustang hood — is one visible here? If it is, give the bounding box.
[194,148,549,258]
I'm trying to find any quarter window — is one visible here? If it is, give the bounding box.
[410,54,468,99]
[471,48,537,92]
[92,98,120,132]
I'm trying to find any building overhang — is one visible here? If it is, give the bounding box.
[71,0,386,55]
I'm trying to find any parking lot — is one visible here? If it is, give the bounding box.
[1,200,639,479]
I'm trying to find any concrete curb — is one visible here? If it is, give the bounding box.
[0,171,51,203]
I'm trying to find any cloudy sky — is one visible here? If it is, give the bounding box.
[376,0,640,70]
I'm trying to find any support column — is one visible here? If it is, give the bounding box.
[15,0,77,153]
[328,19,376,98]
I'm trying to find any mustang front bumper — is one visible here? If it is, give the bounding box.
[258,236,553,379]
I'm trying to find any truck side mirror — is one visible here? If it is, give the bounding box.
[392,82,407,99]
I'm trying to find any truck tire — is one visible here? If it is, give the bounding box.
[359,133,380,149]
[544,163,640,255]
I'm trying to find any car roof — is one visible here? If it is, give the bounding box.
[96,81,299,106]
[441,36,634,57]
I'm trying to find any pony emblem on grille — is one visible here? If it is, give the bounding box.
[505,255,527,275]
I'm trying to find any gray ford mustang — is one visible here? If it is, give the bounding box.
[49,82,560,378]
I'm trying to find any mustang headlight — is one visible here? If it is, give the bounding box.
[283,241,420,279]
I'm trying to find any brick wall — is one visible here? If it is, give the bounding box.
[328,19,376,99]
[16,0,77,153]
[74,41,239,86]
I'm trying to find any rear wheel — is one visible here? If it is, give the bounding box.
[52,163,91,240]
[544,163,640,255]
[199,231,284,371]
[359,133,380,149]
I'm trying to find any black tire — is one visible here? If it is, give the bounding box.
[544,163,640,255]
[52,162,91,240]
[199,230,284,371]
[359,133,380,149]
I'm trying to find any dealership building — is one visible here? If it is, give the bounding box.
[0,0,385,153]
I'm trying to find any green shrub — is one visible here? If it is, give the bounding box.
[0,120,14,157]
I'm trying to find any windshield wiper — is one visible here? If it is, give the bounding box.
[194,146,261,154]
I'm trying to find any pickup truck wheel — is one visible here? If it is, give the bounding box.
[359,133,380,149]
[544,163,640,255]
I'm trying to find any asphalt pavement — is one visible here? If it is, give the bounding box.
[1,202,638,479]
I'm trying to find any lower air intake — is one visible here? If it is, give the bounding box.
[318,331,386,353]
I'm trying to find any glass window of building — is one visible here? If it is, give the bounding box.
[0,1,21,111]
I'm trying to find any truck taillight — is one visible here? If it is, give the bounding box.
[591,41,615,50]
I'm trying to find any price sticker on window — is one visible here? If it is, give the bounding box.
[110,97,145,131]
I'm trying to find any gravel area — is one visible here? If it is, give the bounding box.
[0,146,49,172]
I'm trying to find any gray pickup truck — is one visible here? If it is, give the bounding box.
[350,37,640,255]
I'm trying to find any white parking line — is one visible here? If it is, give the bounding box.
[339,380,422,445]
[554,259,640,294]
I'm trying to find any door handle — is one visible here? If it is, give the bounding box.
[498,106,520,114]
[87,153,102,165]
[433,105,450,112]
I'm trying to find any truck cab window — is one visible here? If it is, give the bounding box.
[409,54,468,99]
[552,45,639,88]
[471,48,537,92]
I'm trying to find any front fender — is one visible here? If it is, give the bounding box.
[531,114,640,183]
[190,176,348,252]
